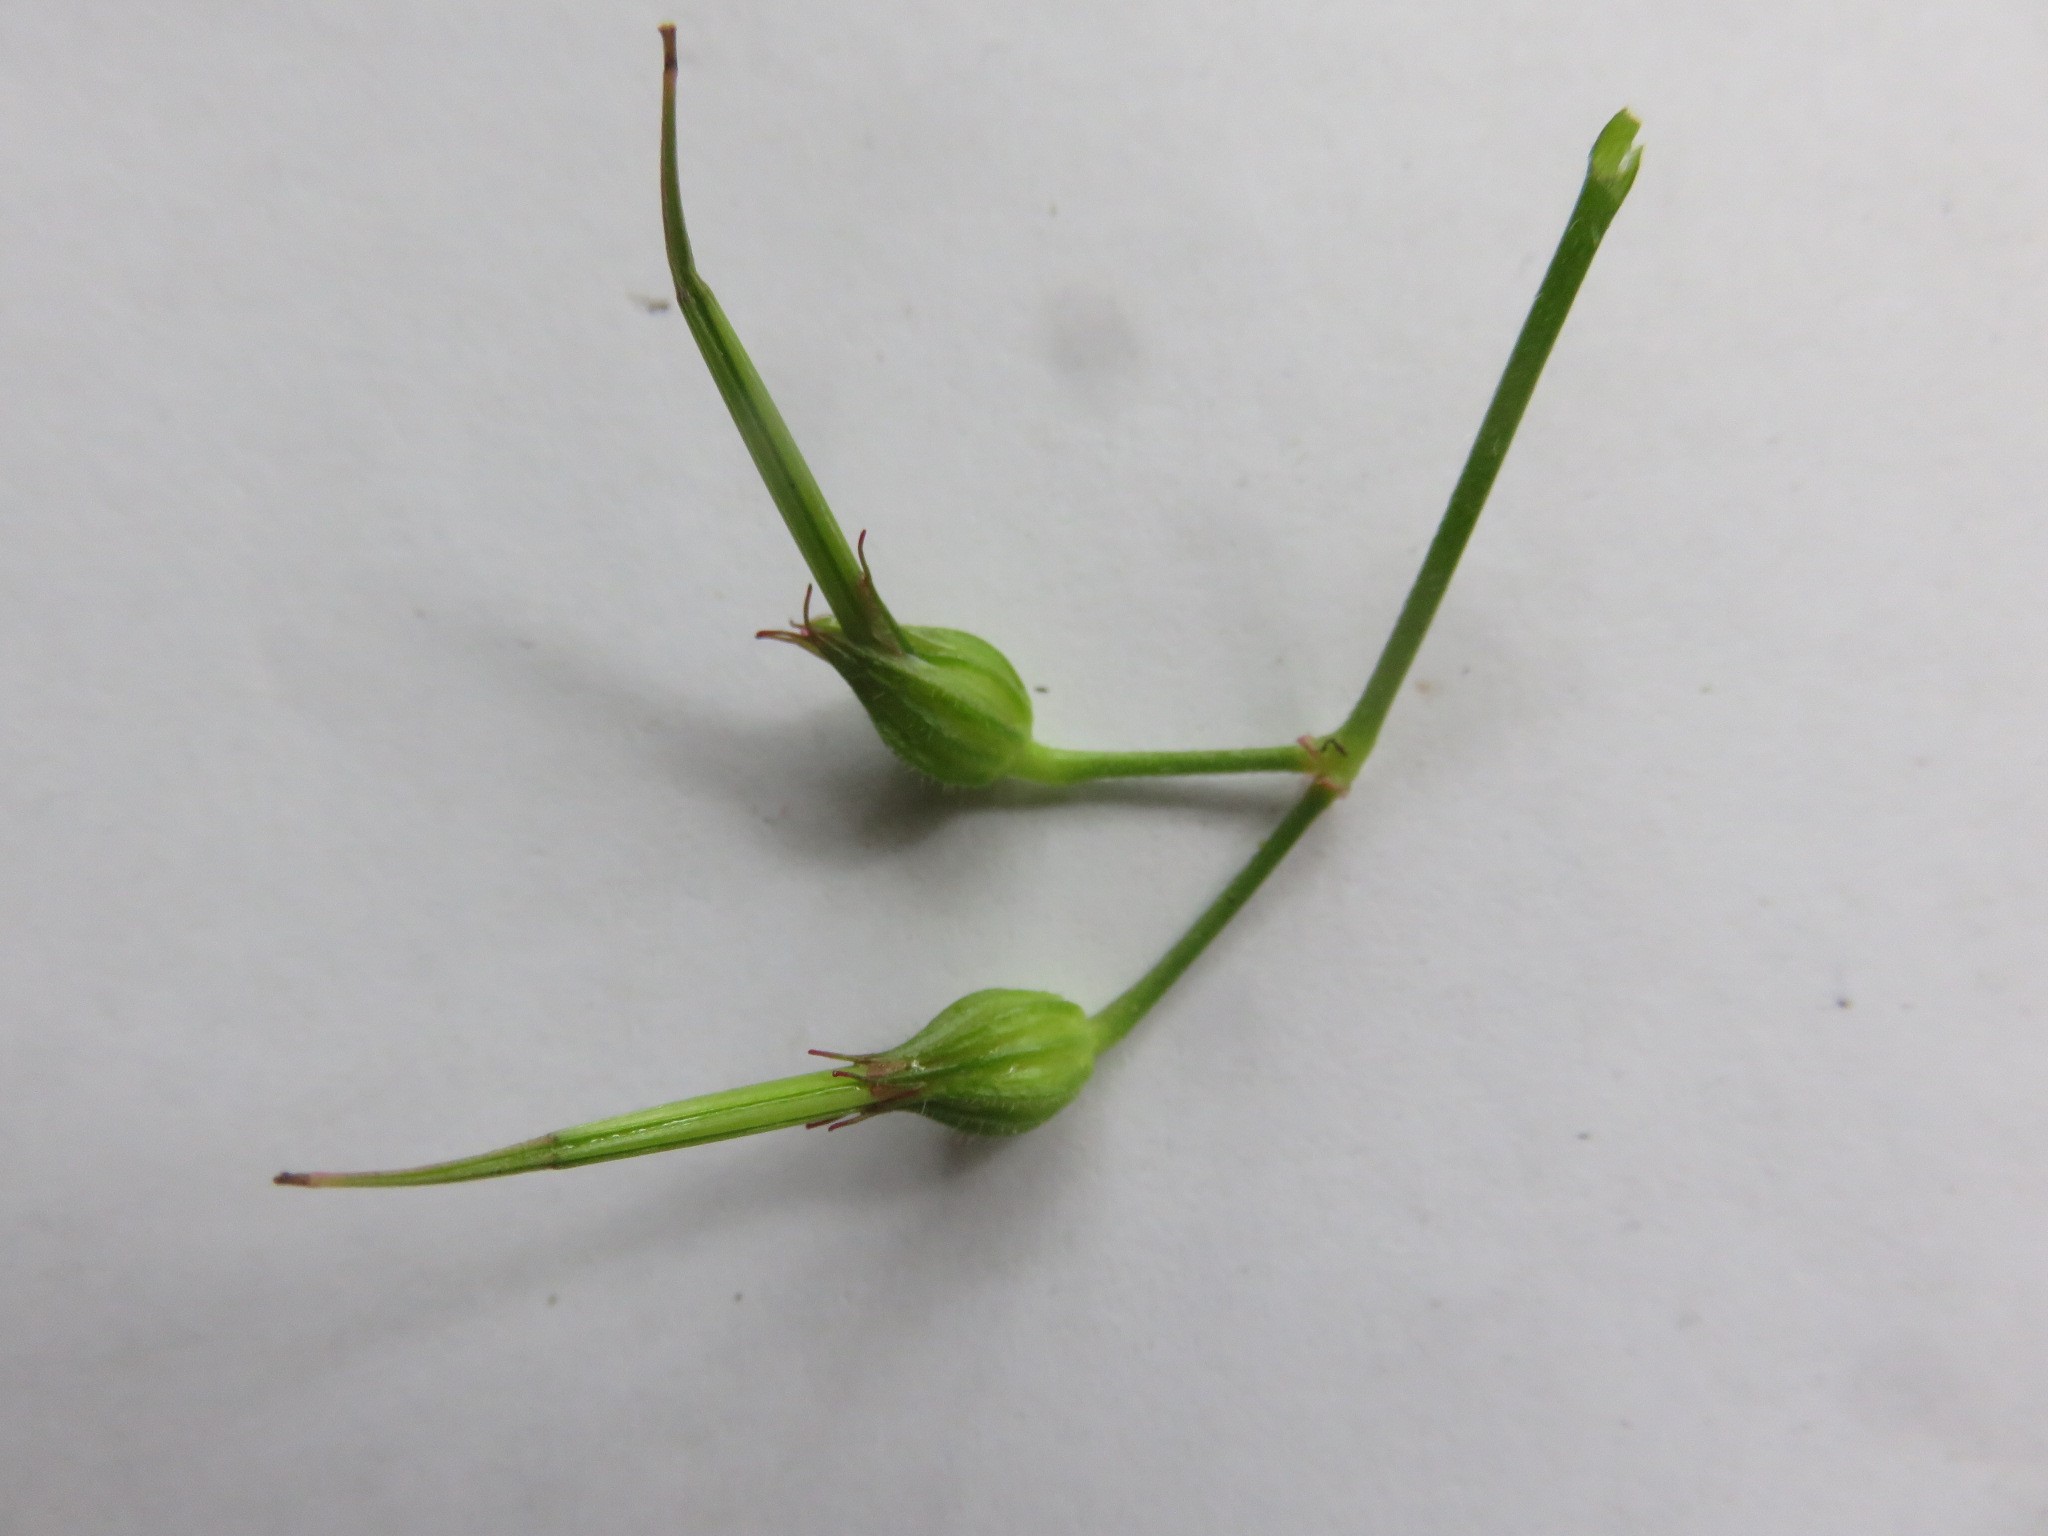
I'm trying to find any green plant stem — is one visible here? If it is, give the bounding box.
[273,112,1641,1195]
[659,26,903,655]
[1091,783,1338,1048]
[273,1070,869,1188]
[1091,111,1641,1046]
[1327,110,1641,785]
[1016,741,1315,784]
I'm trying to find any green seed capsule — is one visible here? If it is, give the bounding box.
[773,616,1035,789]
[824,988,1098,1136]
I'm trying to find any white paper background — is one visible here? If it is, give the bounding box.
[7,3,2047,1532]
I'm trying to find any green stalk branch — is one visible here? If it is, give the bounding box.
[1089,110,1641,1045]
[1091,783,1339,1048]
[1326,109,1642,783]
[1015,742,1316,785]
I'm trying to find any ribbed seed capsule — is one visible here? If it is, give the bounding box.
[820,988,1098,1135]
[766,615,1035,789]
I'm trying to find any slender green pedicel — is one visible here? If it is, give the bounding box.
[657,24,1313,789]
[277,77,1640,1190]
